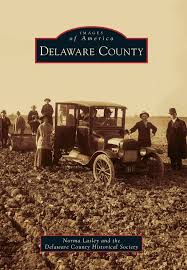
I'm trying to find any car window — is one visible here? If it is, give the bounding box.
[92,107,123,127]
[117,109,123,127]
[57,104,75,126]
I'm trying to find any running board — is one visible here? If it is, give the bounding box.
[62,150,90,165]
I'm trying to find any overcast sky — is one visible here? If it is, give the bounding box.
[0,0,186,116]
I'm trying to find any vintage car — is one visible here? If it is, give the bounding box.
[53,101,164,185]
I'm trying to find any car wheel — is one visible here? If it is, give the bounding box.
[93,154,115,186]
[146,153,164,179]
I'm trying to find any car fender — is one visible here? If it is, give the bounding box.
[145,147,157,155]
[89,150,116,165]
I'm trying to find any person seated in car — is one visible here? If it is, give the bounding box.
[79,107,90,126]
[90,108,99,124]
[91,108,97,118]
[101,108,116,126]
[80,107,89,120]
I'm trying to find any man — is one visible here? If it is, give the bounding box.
[79,107,90,126]
[91,108,97,119]
[80,107,89,121]
[14,111,26,134]
[166,108,187,170]
[129,111,157,147]
[90,108,98,125]
[41,98,54,126]
[28,105,40,135]
[0,110,11,148]
[101,108,116,126]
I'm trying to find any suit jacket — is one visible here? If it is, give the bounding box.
[0,117,11,138]
[166,118,187,158]
[28,110,39,123]
[14,116,26,132]
[130,120,157,147]
[41,104,54,116]
[41,104,54,125]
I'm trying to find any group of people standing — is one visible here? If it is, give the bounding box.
[0,98,54,170]
[27,98,54,135]
[128,108,187,170]
[1,102,187,171]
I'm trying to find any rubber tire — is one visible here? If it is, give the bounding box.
[146,153,164,179]
[93,154,115,186]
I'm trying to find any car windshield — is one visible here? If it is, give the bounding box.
[91,107,124,128]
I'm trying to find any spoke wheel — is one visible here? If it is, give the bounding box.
[93,154,115,186]
[146,153,164,179]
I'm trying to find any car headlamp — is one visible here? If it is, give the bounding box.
[140,148,147,156]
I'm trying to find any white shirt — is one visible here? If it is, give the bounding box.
[171,118,177,123]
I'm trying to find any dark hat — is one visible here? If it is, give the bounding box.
[140,111,149,118]
[44,98,51,102]
[1,110,6,114]
[169,108,177,115]
[31,105,36,109]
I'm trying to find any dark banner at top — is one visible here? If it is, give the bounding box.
[35,26,148,63]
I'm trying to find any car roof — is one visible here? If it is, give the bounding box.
[56,101,127,108]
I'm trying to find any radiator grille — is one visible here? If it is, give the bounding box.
[123,150,138,162]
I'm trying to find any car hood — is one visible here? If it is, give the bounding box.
[107,137,124,146]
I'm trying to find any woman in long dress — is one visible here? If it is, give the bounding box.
[34,115,53,169]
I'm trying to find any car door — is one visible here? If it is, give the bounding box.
[54,103,76,151]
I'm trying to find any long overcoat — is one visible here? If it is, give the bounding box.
[41,104,54,125]
[166,118,187,159]
[0,117,11,139]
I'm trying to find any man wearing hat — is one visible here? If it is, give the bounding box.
[166,108,187,170]
[14,111,26,134]
[41,98,54,126]
[128,111,157,147]
[28,105,40,135]
[101,108,116,126]
[0,110,11,148]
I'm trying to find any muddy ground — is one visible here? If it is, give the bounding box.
[0,147,186,270]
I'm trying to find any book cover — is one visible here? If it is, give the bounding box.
[0,0,186,269]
